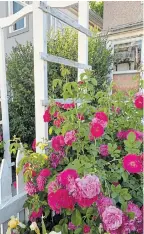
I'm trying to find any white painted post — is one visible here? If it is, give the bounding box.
[78,1,89,81]
[0,28,11,166]
[33,2,48,152]
[0,159,12,233]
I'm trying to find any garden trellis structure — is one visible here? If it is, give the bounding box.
[0,1,93,231]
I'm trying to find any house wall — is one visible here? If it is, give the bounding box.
[103,1,143,30]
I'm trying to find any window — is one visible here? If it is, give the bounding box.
[8,1,28,36]
[114,40,142,72]
[13,1,24,30]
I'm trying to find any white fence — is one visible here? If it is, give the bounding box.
[0,148,27,233]
[0,1,91,233]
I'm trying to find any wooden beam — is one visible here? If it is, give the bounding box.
[39,2,92,37]
[40,52,92,70]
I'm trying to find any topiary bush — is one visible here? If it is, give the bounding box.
[7,28,113,145]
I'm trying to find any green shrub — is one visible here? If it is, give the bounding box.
[7,28,113,145]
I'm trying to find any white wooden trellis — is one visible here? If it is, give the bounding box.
[0,1,91,231]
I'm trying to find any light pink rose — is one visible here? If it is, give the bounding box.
[102,206,123,231]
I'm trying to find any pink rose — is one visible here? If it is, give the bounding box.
[102,206,123,231]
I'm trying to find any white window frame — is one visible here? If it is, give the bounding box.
[8,1,27,34]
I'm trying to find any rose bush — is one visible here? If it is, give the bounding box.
[16,71,143,233]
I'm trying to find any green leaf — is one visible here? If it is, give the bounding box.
[127,132,136,143]
[61,224,68,234]
[86,207,94,219]
[54,225,62,232]
[127,212,135,220]
[74,228,82,234]
[71,209,82,226]
[42,217,47,234]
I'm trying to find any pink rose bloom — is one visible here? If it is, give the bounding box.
[25,181,37,196]
[134,92,144,109]
[48,180,60,195]
[36,175,47,191]
[57,169,79,187]
[96,195,113,216]
[99,144,109,157]
[51,135,65,151]
[62,103,75,110]
[32,138,36,151]
[29,208,43,221]
[68,222,79,230]
[90,122,104,138]
[75,175,101,199]
[94,112,108,128]
[48,189,75,214]
[40,168,51,177]
[123,154,142,173]
[126,202,142,220]
[43,107,52,122]
[102,206,123,231]
[64,130,76,146]
[50,150,65,168]
[83,224,91,233]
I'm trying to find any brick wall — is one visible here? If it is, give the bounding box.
[103,1,143,30]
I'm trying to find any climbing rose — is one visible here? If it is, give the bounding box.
[64,130,76,146]
[123,154,142,173]
[102,206,123,231]
[40,168,51,177]
[117,129,143,142]
[134,93,144,109]
[43,108,51,122]
[94,111,108,128]
[25,181,37,196]
[32,139,36,151]
[99,144,109,157]
[57,169,79,187]
[51,135,65,151]
[83,224,91,233]
[90,122,104,138]
[48,189,75,214]
[29,208,43,222]
[36,175,47,191]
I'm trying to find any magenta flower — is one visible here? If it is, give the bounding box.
[25,181,37,196]
[96,195,113,216]
[99,144,109,157]
[123,154,142,173]
[48,180,60,195]
[36,175,47,191]
[64,130,76,146]
[90,122,104,138]
[43,107,52,122]
[39,168,51,177]
[83,224,91,233]
[57,169,79,187]
[29,208,43,222]
[51,135,65,151]
[126,202,142,220]
[94,111,108,128]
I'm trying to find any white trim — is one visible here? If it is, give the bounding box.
[7,1,26,33]
[112,36,142,45]
[113,70,140,75]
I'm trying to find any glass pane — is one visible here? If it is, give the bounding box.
[13,1,24,30]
